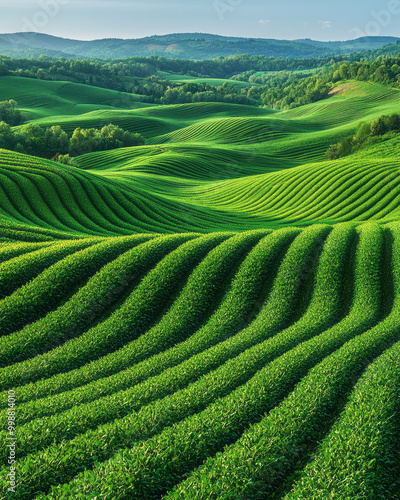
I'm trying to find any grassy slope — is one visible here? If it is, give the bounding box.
[0,76,400,498]
[0,76,151,121]
[0,78,399,238]
[0,222,399,499]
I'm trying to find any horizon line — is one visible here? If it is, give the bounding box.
[1,31,400,44]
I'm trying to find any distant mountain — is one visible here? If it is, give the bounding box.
[0,32,399,60]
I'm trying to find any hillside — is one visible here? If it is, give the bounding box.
[0,77,149,121]
[1,32,400,59]
[1,79,400,239]
[0,71,400,499]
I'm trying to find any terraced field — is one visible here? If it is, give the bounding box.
[1,76,400,498]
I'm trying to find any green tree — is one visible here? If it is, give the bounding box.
[355,122,371,141]
[55,154,79,167]
[388,114,400,131]
[18,123,46,155]
[0,100,22,126]
[0,121,14,150]
[370,117,387,136]
[45,125,69,155]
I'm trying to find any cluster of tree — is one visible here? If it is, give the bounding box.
[68,124,145,155]
[54,154,79,167]
[0,99,23,126]
[259,73,332,109]
[326,113,400,160]
[120,73,331,109]
[0,122,145,160]
[0,55,133,92]
[250,55,400,110]
[326,58,400,85]
[230,70,314,84]
[157,81,257,106]
[2,47,400,111]
[244,55,400,110]
[136,54,334,78]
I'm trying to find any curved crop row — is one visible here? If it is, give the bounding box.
[0,238,100,301]
[0,227,290,417]
[32,223,385,499]
[0,234,153,343]
[0,224,332,496]
[0,232,226,389]
[285,338,400,499]
[163,223,393,499]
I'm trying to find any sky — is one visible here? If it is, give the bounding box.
[0,0,399,41]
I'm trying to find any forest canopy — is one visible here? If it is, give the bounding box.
[2,48,400,110]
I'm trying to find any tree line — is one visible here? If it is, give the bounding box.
[0,53,331,84]
[0,52,365,109]
[2,47,400,112]
[326,113,400,159]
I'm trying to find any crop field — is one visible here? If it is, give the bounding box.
[155,70,262,87]
[1,75,400,498]
[0,77,150,121]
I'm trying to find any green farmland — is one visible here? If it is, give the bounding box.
[0,72,400,499]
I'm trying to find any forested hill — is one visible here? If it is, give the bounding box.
[1,32,400,59]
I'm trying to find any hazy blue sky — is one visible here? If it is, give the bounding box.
[1,0,399,41]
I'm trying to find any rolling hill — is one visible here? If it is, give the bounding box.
[0,73,400,499]
[1,78,400,239]
[1,32,400,59]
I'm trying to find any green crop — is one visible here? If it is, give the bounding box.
[1,73,400,499]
